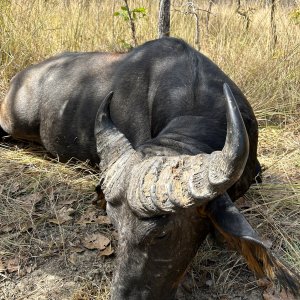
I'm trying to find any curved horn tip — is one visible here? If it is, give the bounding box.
[206,82,249,189]
[223,82,232,97]
[223,83,240,114]
[222,81,249,152]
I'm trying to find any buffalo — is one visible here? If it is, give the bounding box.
[0,38,299,299]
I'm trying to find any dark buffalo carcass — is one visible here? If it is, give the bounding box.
[1,38,299,299]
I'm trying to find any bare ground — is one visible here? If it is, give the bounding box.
[0,124,299,300]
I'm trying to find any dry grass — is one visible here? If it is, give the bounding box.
[0,0,299,122]
[0,142,97,259]
[0,0,299,299]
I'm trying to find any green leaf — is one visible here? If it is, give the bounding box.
[132,7,146,14]
[120,39,133,50]
[113,6,146,22]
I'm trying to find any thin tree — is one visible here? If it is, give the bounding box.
[158,0,171,38]
[270,0,277,53]
[206,0,214,34]
[173,2,212,50]
[235,0,251,30]
[123,0,137,47]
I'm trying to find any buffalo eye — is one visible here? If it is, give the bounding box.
[149,215,171,240]
[155,230,168,239]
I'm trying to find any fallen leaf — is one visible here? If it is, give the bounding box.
[99,244,114,257]
[68,253,78,265]
[69,240,85,253]
[49,207,75,225]
[96,215,111,225]
[20,220,34,232]
[82,233,110,250]
[257,278,271,288]
[10,182,21,193]
[0,220,34,233]
[0,223,15,233]
[76,208,111,225]
[76,208,97,225]
[17,192,43,212]
[6,258,20,273]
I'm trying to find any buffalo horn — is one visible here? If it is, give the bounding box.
[94,92,140,204]
[95,84,249,217]
[126,83,249,216]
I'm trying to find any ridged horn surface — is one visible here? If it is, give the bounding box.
[95,92,139,204]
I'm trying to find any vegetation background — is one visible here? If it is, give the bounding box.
[0,0,299,299]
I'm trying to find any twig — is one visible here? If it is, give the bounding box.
[173,6,213,15]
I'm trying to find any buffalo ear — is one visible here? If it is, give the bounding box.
[94,91,114,136]
[206,194,300,297]
[93,183,107,210]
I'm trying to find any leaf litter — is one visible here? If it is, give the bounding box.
[76,207,111,225]
[82,234,111,251]
[48,207,75,225]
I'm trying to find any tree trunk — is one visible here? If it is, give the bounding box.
[158,0,171,38]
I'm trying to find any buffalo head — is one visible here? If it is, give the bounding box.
[94,84,248,299]
[94,84,300,299]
